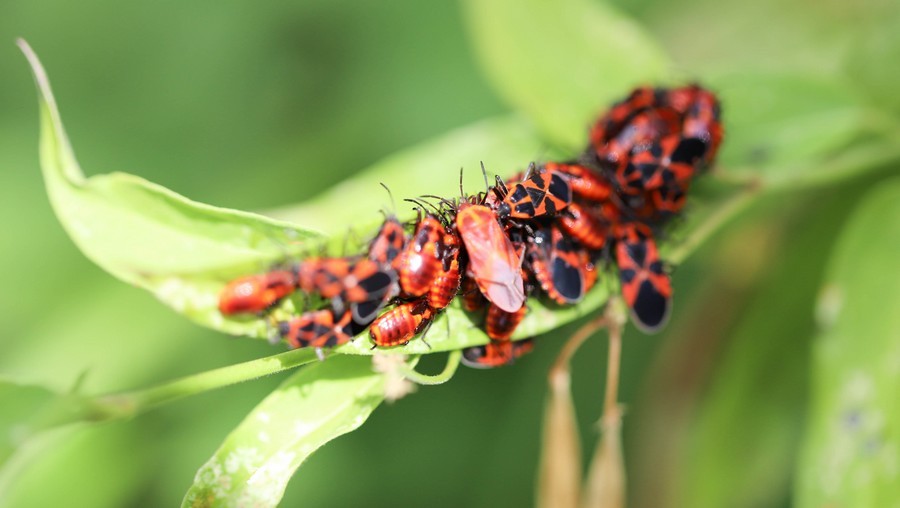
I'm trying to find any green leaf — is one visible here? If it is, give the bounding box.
[182,355,387,508]
[796,179,900,507]
[712,71,881,183]
[19,40,322,339]
[462,0,669,149]
[0,379,59,466]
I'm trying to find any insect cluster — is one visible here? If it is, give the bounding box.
[218,85,723,368]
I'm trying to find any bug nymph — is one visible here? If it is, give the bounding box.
[369,300,435,348]
[395,212,446,298]
[485,302,527,341]
[218,269,298,315]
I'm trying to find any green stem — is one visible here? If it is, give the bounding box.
[763,140,900,193]
[680,136,900,263]
[402,349,462,385]
[669,184,759,265]
[35,347,319,429]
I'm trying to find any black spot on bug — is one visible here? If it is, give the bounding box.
[515,201,536,217]
[544,197,557,215]
[548,173,572,203]
[631,280,671,332]
[551,257,583,303]
[670,137,707,164]
[625,241,647,267]
[351,299,383,325]
[510,185,529,203]
[526,187,547,207]
[357,271,395,297]
[636,163,659,183]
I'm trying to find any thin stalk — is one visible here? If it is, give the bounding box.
[32,347,319,430]
[669,184,759,265]
[538,314,609,508]
[582,304,626,508]
[403,349,462,385]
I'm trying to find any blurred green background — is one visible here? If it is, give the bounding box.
[2,0,899,506]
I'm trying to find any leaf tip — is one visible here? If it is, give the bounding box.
[16,38,57,111]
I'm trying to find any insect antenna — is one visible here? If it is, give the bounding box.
[421,194,457,213]
[479,161,492,194]
[379,182,398,217]
[406,196,449,226]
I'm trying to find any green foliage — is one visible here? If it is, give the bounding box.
[796,180,900,507]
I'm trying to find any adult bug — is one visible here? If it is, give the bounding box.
[614,223,672,333]
[278,308,355,349]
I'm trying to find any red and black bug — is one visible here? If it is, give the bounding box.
[528,225,590,305]
[557,202,611,251]
[681,86,724,162]
[369,300,435,348]
[551,162,613,202]
[218,269,297,315]
[614,223,672,333]
[494,164,573,220]
[455,202,525,313]
[368,229,462,349]
[278,308,355,349]
[427,232,462,311]
[396,214,445,298]
[485,302,528,341]
[588,85,723,207]
[367,215,407,270]
[616,133,705,199]
[461,339,535,369]
[590,88,682,167]
[460,275,487,312]
[296,257,398,324]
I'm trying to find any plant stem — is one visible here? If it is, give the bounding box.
[602,314,622,425]
[34,347,320,430]
[538,314,609,508]
[403,349,462,385]
[550,316,609,379]
[669,183,759,265]
[582,302,627,508]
